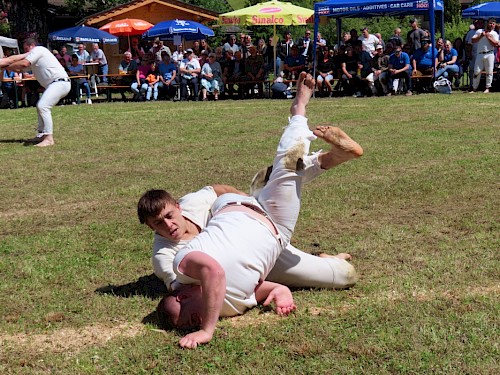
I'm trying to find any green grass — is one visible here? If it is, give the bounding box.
[0,93,498,374]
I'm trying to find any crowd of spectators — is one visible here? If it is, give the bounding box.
[113,20,497,102]
[1,20,498,108]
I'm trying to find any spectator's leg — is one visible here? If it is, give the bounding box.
[191,77,199,100]
[101,64,108,83]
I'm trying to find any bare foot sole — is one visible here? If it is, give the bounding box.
[290,72,315,117]
[34,138,55,147]
[313,126,363,169]
[318,252,352,261]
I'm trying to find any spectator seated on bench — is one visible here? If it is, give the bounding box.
[436,40,460,87]
[131,58,150,101]
[117,51,137,100]
[283,45,306,80]
[355,41,373,97]
[201,52,223,101]
[145,61,160,101]
[388,45,412,96]
[316,46,336,97]
[411,38,438,92]
[340,46,363,97]
[367,44,390,96]
[68,54,92,104]
[157,52,177,100]
[241,46,265,98]
[179,48,201,101]
[223,50,245,99]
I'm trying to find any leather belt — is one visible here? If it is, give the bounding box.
[479,50,493,54]
[52,77,70,84]
[214,201,280,240]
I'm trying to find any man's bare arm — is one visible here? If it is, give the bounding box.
[0,52,30,68]
[211,184,248,197]
[177,251,226,349]
[5,59,31,72]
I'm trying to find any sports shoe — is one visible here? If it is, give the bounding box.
[483,88,490,94]
[405,90,413,96]
[86,98,92,104]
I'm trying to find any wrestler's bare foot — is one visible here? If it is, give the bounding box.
[34,135,54,147]
[318,252,352,261]
[290,72,315,117]
[314,126,363,169]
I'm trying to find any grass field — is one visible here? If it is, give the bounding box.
[0,93,498,374]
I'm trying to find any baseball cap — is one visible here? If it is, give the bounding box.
[208,52,216,58]
[185,48,193,54]
[376,44,383,50]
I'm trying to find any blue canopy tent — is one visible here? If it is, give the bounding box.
[462,2,500,21]
[312,0,445,83]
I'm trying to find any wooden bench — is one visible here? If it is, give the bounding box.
[95,74,134,102]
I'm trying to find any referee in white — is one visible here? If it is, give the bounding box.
[0,38,71,147]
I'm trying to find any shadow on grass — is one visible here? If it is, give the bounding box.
[95,273,168,300]
[0,138,30,144]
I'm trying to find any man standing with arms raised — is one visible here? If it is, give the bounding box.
[470,18,499,94]
[0,38,71,147]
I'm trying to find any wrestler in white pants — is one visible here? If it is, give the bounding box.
[472,51,495,90]
[258,114,316,245]
[36,81,71,136]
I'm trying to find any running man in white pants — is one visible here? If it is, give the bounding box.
[145,72,363,348]
[470,18,499,94]
[0,38,71,147]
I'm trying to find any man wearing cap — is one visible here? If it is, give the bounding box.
[407,18,426,54]
[359,27,379,57]
[179,48,201,101]
[411,38,438,76]
[367,44,389,95]
[0,38,71,147]
[150,38,171,63]
[388,44,412,96]
[470,18,499,94]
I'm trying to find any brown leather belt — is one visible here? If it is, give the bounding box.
[214,201,280,239]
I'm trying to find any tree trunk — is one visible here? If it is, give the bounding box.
[1,0,48,42]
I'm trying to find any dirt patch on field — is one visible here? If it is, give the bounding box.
[1,322,144,355]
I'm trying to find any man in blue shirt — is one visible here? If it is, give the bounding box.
[283,45,306,80]
[158,51,177,100]
[411,38,438,76]
[388,45,412,96]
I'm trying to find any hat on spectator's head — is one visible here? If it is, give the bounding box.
[208,52,216,58]
[376,44,383,50]
[409,18,416,24]
[185,48,193,54]
[421,38,430,45]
